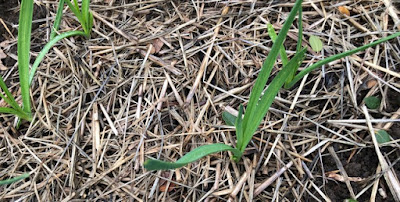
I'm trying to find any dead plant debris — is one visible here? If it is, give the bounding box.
[0,0,399,201]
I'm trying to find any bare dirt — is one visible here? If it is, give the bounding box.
[0,0,47,67]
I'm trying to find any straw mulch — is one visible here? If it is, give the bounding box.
[0,0,400,201]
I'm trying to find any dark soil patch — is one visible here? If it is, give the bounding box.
[387,88,400,113]
[0,0,47,67]
[0,0,19,42]
[306,146,397,201]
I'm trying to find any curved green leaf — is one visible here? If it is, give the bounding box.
[144,144,242,171]
[29,31,88,85]
[286,31,400,88]
[0,107,21,115]
[0,107,31,121]
[0,173,29,186]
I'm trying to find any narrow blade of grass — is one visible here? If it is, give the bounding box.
[0,173,29,186]
[296,8,303,53]
[0,76,24,112]
[29,31,87,85]
[144,144,242,171]
[65,0,87,33]
[88,11,93,34]
[82,0,90,31]
[0,108,31,121]
[241,0,303,145]
[0,107,21,115]
[17,0,33,117]
[50,0,65,40]
[240,48,307,151]
[267,23,288,66]
[290,7,303,84]
[235,104,244,152]
[286,31,400,88]
[72,0,79,10]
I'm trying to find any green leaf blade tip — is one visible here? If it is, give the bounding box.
[144,143,242,171]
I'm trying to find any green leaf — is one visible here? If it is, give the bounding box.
[296,8,303,53]
[0,76,24,113]
[242,0,304,140]
[0,173,29,186]
[309,35,323,52]
[235,104,244,151]
[81,0,90,33]
[144,144,242,171]
[73,0,79,11]
[0,107,19,114]
[17,0,33,118]
[65,0,87,33]
[376,130,391,144]
[241,48,307,151]
[364,96,380,109]
[267,23,288,66]
[222,111,236,126]
[88,11,94,35]
[50,0,65,40]
[29,31,88,85]
[268,10,304,88]
[286,31,400,88]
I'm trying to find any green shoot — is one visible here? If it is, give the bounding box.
[143,0,400,171]
[267,23,288,66]
[239,0,304,153]
[144,0,305,170]
[17,0,34,119]
[222,111,236,126]
[29,30,88,85]
[0,0,93,123]
[50,0,65,40]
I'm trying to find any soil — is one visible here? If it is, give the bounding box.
[311,145,398,202]
[0,0,19,42]
[0,0,47,67]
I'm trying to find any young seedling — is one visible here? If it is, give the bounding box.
[144,0,400,170]
[0,0,93,123]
